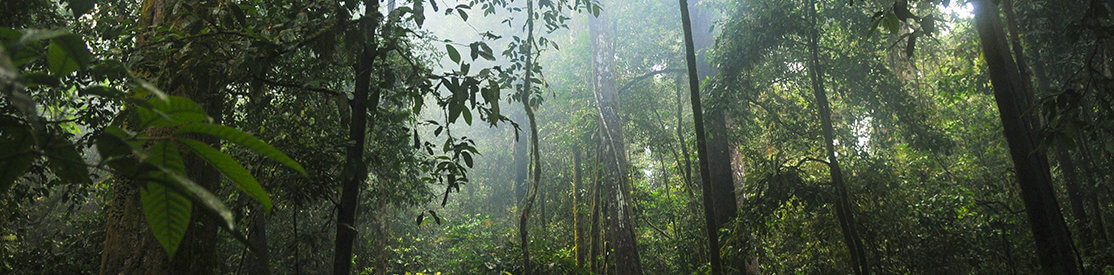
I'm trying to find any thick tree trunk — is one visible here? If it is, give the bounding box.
[679,0,723,273]
[972,0,1081,273]
[804,2,868,274]
[100,0,223,273]
[246,207,271,275]
[589,4,644,272]
[334,1,382,273]
[688,0,738,229]
[1055,147,1094,251]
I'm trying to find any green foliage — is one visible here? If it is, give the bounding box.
[175,123,306,175]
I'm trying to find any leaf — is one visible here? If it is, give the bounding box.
[457,9,469,21]
[175,123,306,175]
[178,138,271,211]
[905,35,916,58]
[139,141,192,258]
[462,107,472,125]
[95,126,142,175]
[462,151,473,168]
[66,0,95,16]
[80,85,126,99]
[136,96,210,127]
[46,34,91,76]
[446,44,461,63]
[428,210,442,225]
[0,118,35,192]
[21,71,59,87]
[141,141,235,244]
[45,135,90,185]
[140,180,192,258]
[882,12,901,34]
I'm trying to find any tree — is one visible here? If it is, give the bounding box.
[803,1,868,273]
[679,0,723,273]
[589,0,645,272]
[972,0,1080,273]
[100,0,227,272]
[334,0,384,273]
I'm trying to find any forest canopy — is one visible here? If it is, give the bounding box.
[2,0,1113,274]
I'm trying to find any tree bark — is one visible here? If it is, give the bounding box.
[972,0,1081,273]
[1055,147,1095,252]
[374,201,389,275]
[679,0,723,273]
[334,1,382,273]
[100,0,223,273]
[804,2,868,274]
[589,3,644,272]
[689,0,739,230]
[246,207,271,275]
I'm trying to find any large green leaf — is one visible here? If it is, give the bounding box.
[139,141,236,258]
[46,34,91,76]
[139,141,191,258]
[44,135,91,185]
[140,179,192,258]
[0,118,36,192]
[178,138,271,211]
[136,96,210,127]
[95,126,142,175]
[175,124,306,175]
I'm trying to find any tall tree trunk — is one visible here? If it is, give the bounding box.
[518,0,543,271]
[374,201,389,275]
[293,204,301,274]
[689,0,738,229]
[573,149,586,268]
[334,1,382,273]
[679,0,722,273]
[972,0,1081,273]
[587,146,604,274]
[589,2,644,273]
[100,0,224,272]
[804,2,868,274]
[246,207,271,275]
[1055,147,1095,252]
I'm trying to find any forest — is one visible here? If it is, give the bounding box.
[2,0,1113,273]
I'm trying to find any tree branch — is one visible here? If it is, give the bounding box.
[251,75,342,96]
[617,68,685,95]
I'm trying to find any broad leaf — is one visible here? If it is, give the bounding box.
[46,34,91,76]
[136,96,210,127]
[95,126,142,175]
[139,141,191,258]
[44,135,91,184]
[446,44,461,63]
[0,118,35,192]
[178,138,272,211]
[175,124,306,175]
[140,180,192,258]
